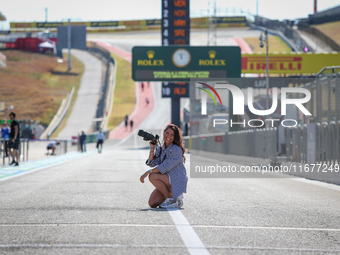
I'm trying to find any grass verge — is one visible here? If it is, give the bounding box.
[313,20,340,46]
[244,35,292,53]
[107,53,136,130]
[0,50,84,127]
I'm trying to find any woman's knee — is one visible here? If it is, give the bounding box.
[148,200,158,208]
[148,173,156,183]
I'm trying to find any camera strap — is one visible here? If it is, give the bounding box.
[154,144,162,159]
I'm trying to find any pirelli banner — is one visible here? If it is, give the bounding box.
[242,53,340,74]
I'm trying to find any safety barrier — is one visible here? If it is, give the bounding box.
[186,127,278,162]
[45,86,75,139]
[85,129,110,144]
[185,121,340,184]
[187,121,339,165]
[87,43,115,132]
[284,122,340,184]
[53,139,79,154]
[1,138,29,165]
[285,121,340,165]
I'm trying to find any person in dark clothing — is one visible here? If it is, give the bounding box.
[79,131,87,152]
[125,115,129,131]
[8,112,20,166]
[130,119,134,132]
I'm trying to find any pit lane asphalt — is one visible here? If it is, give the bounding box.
[0,28,339,254]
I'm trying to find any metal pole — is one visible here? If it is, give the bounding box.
[214,0,217,46]
[265,29,269,126]
[207,1,210,46]
[26,139,29,161]
[1,138,4,166]
[68,19,71,71]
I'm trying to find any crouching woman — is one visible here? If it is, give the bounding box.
[140,124,188,209]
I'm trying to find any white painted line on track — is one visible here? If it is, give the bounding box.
[0,243,339,253]
[1,223,339,232]
[167,209,210,255]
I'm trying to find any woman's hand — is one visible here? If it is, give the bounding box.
[140,171,150,183]
[149,140,158,149]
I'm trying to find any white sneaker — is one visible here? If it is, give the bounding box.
[159,198,178,209]
[176,198,183,208]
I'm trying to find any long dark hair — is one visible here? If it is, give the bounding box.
[163,124,186,163]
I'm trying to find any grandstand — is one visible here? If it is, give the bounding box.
[308,4,340,24]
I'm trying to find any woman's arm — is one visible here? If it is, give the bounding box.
[146,141,161,167]
[157,145,183,174]
[140,167,160,183]
[148,142,156,162]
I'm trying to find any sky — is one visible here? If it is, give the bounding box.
[1,0,340,29]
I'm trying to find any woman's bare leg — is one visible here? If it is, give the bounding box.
[148,189,165,208]
[148,173,172,207]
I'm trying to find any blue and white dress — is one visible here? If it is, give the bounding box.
[146,143,188,199]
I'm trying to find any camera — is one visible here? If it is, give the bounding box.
[138,130,159,145]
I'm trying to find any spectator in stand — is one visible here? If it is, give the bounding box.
[7,112,20,166]
[1,120,10,158]
[96,130,105,153]
[79,131,87,153]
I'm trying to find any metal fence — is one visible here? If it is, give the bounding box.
[295,76,340,124]
[1,138,29,165]
[54,139,79,154]
[187,127,278,161]
[285,121,340,165]
[188,120,340,166]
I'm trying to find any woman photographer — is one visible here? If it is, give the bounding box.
[140,124,188,209]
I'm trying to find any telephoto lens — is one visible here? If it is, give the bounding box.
[137,130,159,145]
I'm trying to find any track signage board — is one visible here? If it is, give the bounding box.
[132,46,241,82]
